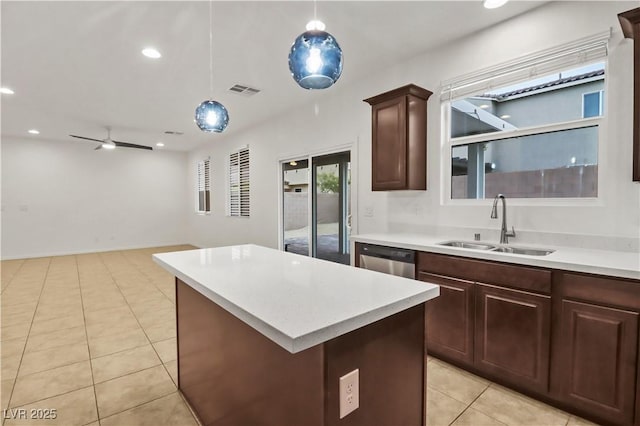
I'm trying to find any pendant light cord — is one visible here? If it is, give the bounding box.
[209,0,214,99]
[313,0,317,21]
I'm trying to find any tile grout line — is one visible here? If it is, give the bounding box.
[5,384,95,413]
[5,258,52,411]
[75,254,102,424]
[96,251,178,412]
[96,389,179,423]
[447,384,494,426]
[117,249,175,306]
[114,249,178,385]
[0,259,26,296]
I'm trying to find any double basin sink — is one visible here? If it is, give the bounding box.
[438,241,555,256]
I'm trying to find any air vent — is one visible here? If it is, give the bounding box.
[164,131,184,135]
[228,84,261,96]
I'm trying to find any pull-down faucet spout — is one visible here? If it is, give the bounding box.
[491,194,516,244]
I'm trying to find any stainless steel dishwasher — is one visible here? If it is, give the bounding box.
[358,243,416,279]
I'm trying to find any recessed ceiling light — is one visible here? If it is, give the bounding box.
[0,87,15,95]
[142,47,161,59]
[483,0,509,9]
[479,104,490,109]
[28,129,40,134]
[156,142,165,147]
[500,114,511,119]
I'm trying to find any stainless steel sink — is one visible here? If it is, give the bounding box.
[491,246,555,256]
[437,241,555,256]
[438,241,497,250]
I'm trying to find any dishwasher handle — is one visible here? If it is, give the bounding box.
[359,243,415,264]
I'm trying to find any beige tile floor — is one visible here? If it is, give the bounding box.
[1,246,599,426]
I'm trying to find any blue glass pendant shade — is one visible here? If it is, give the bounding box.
[288,30,343,90]
[195,100,229,133]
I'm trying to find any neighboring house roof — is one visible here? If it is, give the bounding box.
[483,69,605,101]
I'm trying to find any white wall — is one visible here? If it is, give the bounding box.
[188,1,639,251]
[2,137,189,259]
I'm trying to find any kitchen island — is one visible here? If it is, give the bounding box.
[153,244,439,426]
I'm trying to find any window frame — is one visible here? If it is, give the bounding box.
[582,90,604,118]
[442,63,608,207]
[195,158,211,215]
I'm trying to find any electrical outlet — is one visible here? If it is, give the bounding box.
[339,369,359,419]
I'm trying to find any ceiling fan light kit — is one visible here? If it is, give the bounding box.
[69,128,153,151]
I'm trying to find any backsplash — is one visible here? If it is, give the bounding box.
[387,222,640,253]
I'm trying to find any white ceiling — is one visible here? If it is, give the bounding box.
[1,1,547,152]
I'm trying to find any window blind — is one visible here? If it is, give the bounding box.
[227,147,250,217]
[440,30,611,101]
[197,158,211,213]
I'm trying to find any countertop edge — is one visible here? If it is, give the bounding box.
[351,235,640,281]
[153,252,440,354]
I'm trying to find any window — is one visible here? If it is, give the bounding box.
[441,31,609,200]
[196,158,210,213]
[227,147,250,217]
[583,90,604,118]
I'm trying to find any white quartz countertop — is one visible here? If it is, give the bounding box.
[153,244,439,353]
[352,233,640,281]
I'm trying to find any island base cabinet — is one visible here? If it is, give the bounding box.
[474,283,551,394]
[553,300,638,425]
[176,279,427,426]
[420,272,474,366]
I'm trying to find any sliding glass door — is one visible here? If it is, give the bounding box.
[282,159,310,256]
[281,150,351,264]
[311,151,351,264]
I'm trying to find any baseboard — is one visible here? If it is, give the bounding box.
[1,242,194,261]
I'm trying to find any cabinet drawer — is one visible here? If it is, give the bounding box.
[557,272,640,310]
[418,252,551,294]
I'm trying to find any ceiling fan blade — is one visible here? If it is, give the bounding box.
[70,134,103,142]
[112,141,153,150]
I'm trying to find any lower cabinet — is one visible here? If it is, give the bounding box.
[474,283,551,394]
[415,250,640,426]
[550,272,640,426]
[419,272,474,365]
[554,300,638,425]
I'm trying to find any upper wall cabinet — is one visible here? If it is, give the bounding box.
[364,84,432,191]
[619,7,640,182]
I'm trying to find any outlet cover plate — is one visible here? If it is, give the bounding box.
[339,369,359,419]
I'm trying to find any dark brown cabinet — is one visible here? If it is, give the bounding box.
[360,243,640,425]
[417,252,551,393]
[364,84,432,191]
[474,283,551,394]
[419,272,474,365]
[618,8,640,182]
[551,272,640,425]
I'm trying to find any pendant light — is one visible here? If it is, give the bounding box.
[288,0,343,90]
[195,0,229,133]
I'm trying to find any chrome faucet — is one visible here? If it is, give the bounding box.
[491,194,516,244]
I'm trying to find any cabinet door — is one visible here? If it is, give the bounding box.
[556,300,638,425]
[371,96,407,190]
[419,272,474,366]
[475,283,551,393]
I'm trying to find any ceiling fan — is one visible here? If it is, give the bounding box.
[69,128,153,151]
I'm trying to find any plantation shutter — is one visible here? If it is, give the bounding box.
[197,159,211,213]
[227,147,250,217]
